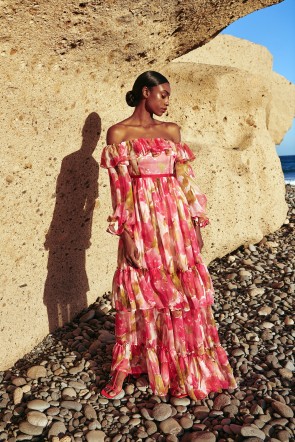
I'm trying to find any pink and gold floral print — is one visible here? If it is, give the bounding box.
[101,138,236,399]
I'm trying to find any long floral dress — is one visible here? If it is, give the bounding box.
[100,137,236,400]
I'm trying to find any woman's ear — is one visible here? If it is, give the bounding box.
[142,86,150,99]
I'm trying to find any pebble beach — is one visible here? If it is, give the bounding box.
[0,185,294,442]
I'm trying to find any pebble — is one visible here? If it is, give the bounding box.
[180,416,193,429]
[27,400,50,411]
[60,401,82,412]
[271,401,294,418]
[145,421,157,435]
[26,365,47,379]
[258,306,272,316]
[159,417,182,435]
[213,393,231,410]
[194,406,210,419]
[18,422,43,436]
[152,403,173,421]
[241,424,266,439]
[62,387,77,398]
[27,411,48,427]
[85,430,106,442]
[84,404,97,420]
[13,387,23,405]
[48,422,67,437]
[170,397,190,406]
[186,431,216,441]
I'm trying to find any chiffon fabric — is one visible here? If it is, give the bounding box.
[100,138,236,399]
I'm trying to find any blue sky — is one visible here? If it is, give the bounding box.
[221,0,295,156]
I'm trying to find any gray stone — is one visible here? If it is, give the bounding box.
[79,309,96,322]
[180,416,193,429]
[170,397,190,407]
[61,387,77,398]
[141,407,153,420]
[271,401,293,418]
[186,431,216,441]
[152,403,173,421]
[48,422,67,437]
[12,377,27,387]
[145,420,157,435]
[60,400,82,412]
[84,404,97,420]
[19,422,43,436]
[26,366,47,379]
[159,418,182,435]
[241,424,266,440]
[13,387,23,405]
[27,400,50,411]
[213,393,231,410]
[193,406,210,419]
[85,430,106,442]
[27,411,48,427]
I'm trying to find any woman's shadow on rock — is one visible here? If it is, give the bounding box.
[43,112,101,333]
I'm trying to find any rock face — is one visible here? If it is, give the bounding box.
[0,3,293,371]
[0,0,283,72]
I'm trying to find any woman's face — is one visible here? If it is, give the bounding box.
[144,82,171,116]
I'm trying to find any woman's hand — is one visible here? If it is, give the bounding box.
[194,223,204,252]
[121,230,140,268]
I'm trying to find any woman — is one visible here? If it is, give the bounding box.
[100,71,236,399]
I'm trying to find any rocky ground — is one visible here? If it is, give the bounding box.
[0,185,294,442]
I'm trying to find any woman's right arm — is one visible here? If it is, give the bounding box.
[101,130,140,268]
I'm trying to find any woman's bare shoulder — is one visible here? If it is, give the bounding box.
[162,122,181,143]
[106,121,129,145]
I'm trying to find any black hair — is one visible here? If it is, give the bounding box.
[126,71,169,107]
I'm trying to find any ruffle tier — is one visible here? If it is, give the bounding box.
[110,307,237,400]
[112,263,215,312]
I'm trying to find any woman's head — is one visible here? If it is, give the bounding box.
[126,71,170,111]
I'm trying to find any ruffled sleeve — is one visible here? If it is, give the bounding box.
[100,143,135,237]
[174,142,210,228]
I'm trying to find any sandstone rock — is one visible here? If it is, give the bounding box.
[1,27,294,370]
[159,418,182,435]
[26,366,47,379]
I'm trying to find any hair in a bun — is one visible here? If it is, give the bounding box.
[126,71,169,108]
[126,90,137,107]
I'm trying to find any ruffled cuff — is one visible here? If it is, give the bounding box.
[192,216,210,229]
[175,142,196,163]
[101,143,129,169]
[106,219,134,239]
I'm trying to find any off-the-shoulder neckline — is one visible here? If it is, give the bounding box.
[105,137,182,146]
